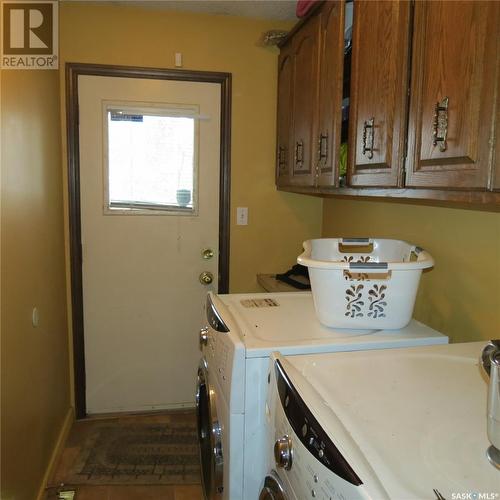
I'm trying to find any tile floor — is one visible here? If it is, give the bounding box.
[45,484,203,500]
[45,411,203,500]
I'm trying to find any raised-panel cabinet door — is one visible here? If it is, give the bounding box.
[290,14,321,186]
[493,87,500,191]
[406,1,498,189]
[276,43,294,186]
[317,0,345,187]
[348,0,411,187]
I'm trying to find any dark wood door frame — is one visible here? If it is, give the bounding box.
[66,62,232,419]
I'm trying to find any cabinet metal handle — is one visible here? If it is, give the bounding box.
[278,145,287,172]
[432,97,449,152]
[317,133,328,163]
[295,140,304,168]
[362,117,375,159]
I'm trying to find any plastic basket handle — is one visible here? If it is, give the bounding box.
[341,238,372,245]
[411,246,433,263]
[346,262,392,280]
[349,262,388,272]
[339,238,374,254]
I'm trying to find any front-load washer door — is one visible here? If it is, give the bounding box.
[259,472,290,500]
[196,359,223,499]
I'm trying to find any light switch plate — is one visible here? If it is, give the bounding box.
[58,491,76,500]
[237,207,248,225]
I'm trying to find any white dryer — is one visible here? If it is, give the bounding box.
[263,342,499,499]
[196,291,448,500]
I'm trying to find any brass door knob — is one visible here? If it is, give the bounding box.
[202,248,214,260]
[199,271,214,285]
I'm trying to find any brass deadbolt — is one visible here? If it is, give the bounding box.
[202,248,214,260]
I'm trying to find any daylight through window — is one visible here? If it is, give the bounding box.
[106,106,197,213]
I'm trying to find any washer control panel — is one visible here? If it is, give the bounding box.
[202,322,231,392]
[200,293,245,413]
[275,360,362,486]
[206,292,229,333]
[270,360,367,500]
[202,293,231,382]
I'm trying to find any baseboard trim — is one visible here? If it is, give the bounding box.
[86,401,196,416]
[36,406,75,500]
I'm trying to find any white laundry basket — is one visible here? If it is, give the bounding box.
[298,238,434,329]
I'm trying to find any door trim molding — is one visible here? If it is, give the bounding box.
[66,62,232,418]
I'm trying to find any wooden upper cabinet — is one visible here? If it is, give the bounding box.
[317,0,345,187]
[406,1,499,189]
[347,1,411,187]
[289,13,321,186]
[493,87,500,191]
[276,43,294,186]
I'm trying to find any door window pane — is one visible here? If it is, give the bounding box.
[105,105,198,213]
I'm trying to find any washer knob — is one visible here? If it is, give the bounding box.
[199,326,209,348]
[274,435,293,470]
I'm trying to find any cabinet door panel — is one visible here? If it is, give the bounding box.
[493,86,500,191]
[348,0,411,187]
[290,14,320,186]
[406,1,498,189]
[276,44,294,186]
[317,0,345,187]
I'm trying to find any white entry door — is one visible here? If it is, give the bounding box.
[78,75,221,414]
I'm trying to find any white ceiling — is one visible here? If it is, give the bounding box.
[105,0,298,21]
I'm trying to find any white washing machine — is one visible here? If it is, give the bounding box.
[263,342,499,500]
[196,291,448,500]
[196,293,245,500]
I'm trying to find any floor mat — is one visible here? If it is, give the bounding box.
[64,419,200,485]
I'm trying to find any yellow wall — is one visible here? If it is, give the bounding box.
[322,198,500,343]
[1,70,70,499]
[59,2,323,295]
